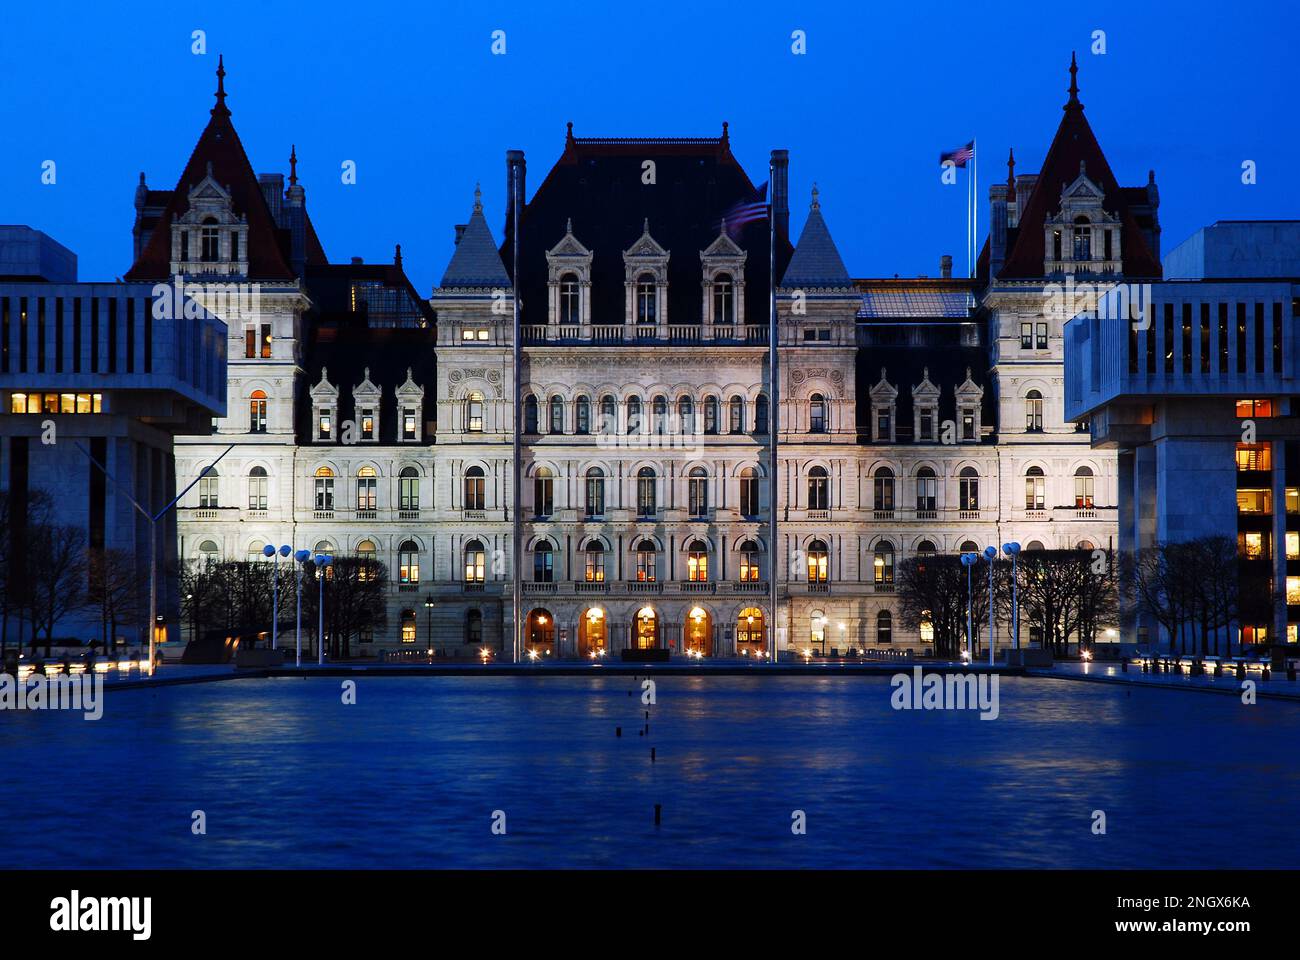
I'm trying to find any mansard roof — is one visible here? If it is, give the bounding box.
[781,186,852,289]
[125,58,326,281]
[502,124,792,327]
[440,186,511,288]
[998,55,1162,280]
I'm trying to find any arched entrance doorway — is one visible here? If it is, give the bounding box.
[684,606,713,657]
[737,607,765,657]
[526,608,555,657]
[634,606,658,650]
[579,607,608,657]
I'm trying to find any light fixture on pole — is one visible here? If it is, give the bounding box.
[263,544,292,655]
[315,554,333,665]
[294,549,311,667]
[960,552,977,661]
[983,545,997,666]
[424,594,435,661]
[1002,542,1021,651]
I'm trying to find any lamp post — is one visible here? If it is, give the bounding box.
[1002,542,1021,652]
[263,544,292,654]
[425,595,435,661]
[315,554,333,665]
[983,545,997,666]
[960,552,977,661]
[294,549,311,667]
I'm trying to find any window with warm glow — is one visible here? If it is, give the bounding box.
[1235,444,1272,471]
[1287,577,1300,606]
[1236,489,1272,514]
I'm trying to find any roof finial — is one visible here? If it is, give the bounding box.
[289,144,298,186]
[566,121,574,146]
[394,243,402,267]
[721,120,729,145]
[212,54,229,116]
[566,217,573,234]
[1066,51,1081,107]
[473,182,482,213]
[643,217,650,234]
[1006,147,1016,199]
[810,183,820,211]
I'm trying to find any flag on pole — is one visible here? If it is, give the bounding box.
[939,141,975,168]
[716,181,768,236]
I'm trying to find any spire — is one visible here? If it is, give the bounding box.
[1006,146,1016,199]
[565,121,574,147]
[1065,51,1081,109]
[473,182,482,213]
[721,120,729,146]
[810,183,820,211]
[212,54,229,117]
[782,184,852,289]
[394,243,403,268]
[289,144,298,186]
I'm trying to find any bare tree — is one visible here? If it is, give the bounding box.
[25,522,89,655]
[87,547,141,653]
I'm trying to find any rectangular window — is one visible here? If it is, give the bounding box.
[1145,305,1156,373]
[318,409,332,440]
[1181,303,1192,374]
[1255,302,1265,374]
[36,298,46,372]
[1200,303,1211,374]
[260,323,272,359]
[1163,303,1174,374]
[1020,323,1033,349]
[54,297,63,373]
[245,328,256,359]
[403,409,417,440]
[1127,320,1138,374]
[1035,322,1048,349]
[1237,303,1247,373]
[876,410,891,441]
[1288,488,1300,514]
[1288,577,1300,606]
[961,409,975,440]
[1275,302,1284,374]
[1235,443,1272,471]
[107,298,117,374]
[1236,489,1272,514]
[1219,302,1229,373]
[918,411,933,441]
[1287,531,1299,561]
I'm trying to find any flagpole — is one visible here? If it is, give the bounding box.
[511,161,522,664]
[972,137,978,278]
[767,166,779,665]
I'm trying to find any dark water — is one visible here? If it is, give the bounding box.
[2,675,1297,868]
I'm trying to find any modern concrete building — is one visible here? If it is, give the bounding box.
[1065,220,1300,650]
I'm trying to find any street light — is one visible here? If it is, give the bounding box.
[263,544,292,656]
[315,554,333,665]
[424,595,435,661]
[294,549,311,667]
[982,546,997,666]
[960,552,978,661]
[1002,542,1021,652]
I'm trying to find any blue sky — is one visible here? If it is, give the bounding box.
[1,0,1295,292]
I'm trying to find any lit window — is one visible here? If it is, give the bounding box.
[314,467,335,511]
[635,540,656,582]
[687,541,709,582]
[1074,466,1094,507]
[464,466,486,511]
[585,543,605,583]
[1236,399,1274,418]
[356,466,377,510]
[807,540,829,582]
[739,540,760,581]
[466,393,484,433]
[249,390,268,433]
[1236,489,1272,514]
[873,543,894,584]
[247,467,268,511]
[1288,577,1300,606]
[1025,390,1043,432]
[399,540,420,584]
[464,540,486,583]
[1288,531,1299,560]
[1235,444,1272,471]
[360,408,374,441]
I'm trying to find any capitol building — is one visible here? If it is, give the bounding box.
[159,58,1140,657]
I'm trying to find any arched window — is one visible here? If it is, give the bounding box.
[755,394,769,434]
[464,466,486,511]
[739,539,761,582]
[626,397,642,434]
[1025,540,1046,551]
[877,610,893,644]
[713,273,734,324]
[400,610,416,643]
[313,466,334,512]
[916,540,937,556]
[873,466,895,513]
[247,539,267,562]
[807,539,829,583]
[356,465,377,511]
[559,272,580,325]
[534,467,554,518]
[807,466,829,511]
[739,467,759,517]
[585,467,605,518]
[809,393,827,433]
[688,467,709,518]
[728,395,744,434]
[399,466,420,512]
[198,467,219,509]
[959,539,979,555]
[687,540,709,581]
[356,539,377,580]
[575,395,591,434]
[637,467,656,518]
[1025,389,1044,432]
[523,395,539,434]
[1077,539,1096,551]
[600,395,617,435]
[704,395,719,434]
[465,609,483,646]
[1025,465,1045,511]
[200,217,220,262]
[635,539,657,582]
[197,540,219,563]
[247,466,268,511]
[249,389,267,433]
[915,466,937,512]
[959,466,979,512]
[466,392,484,433]
[1072,215,1091,261]
[652,395,668,435]
[399,539,420,584]
[533,539,554,583]
[585,541,606,583]
[873,542,895,584]
[464,539,486,583]
[678,396,695,434]
[1074,465,1095,508]
[636,273,657,325]
[549,396,564,434]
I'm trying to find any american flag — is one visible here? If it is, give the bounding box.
[939,140,974,168]
[716,181,768,237]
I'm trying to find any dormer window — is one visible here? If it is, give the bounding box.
[360,407,375,440]
[559,273,580,325]
[1072,217,1091,261]
[317,407,332,440]
[201,218,220,262]
[466,392,485,433]
[876,408,892,442]
[402,408,417,440]
[962,408,976,440]
[636,274,657,325]
[713,273,734,324]
[809,394,827,433]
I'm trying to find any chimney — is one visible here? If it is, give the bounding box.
[351,256,363,265]
[989,182,1009,278]
[454,224,467,246]
[259,173,285,225]
[940,254,953,279]
[770,149,789,238]
[1011,175,1037,228]
[505,149,527,232]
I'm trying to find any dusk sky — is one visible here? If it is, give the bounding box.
[2,0,1295,293]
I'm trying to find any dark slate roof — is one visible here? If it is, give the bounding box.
[502,126,792,327]
[126,59,297,281]
[781,191,852,288]
[440,192,510,287]
[857,284,974,319]
[999,56,1161,280]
